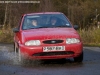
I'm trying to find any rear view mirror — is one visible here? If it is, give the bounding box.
[13,28,19,33]
[74,25,79,30]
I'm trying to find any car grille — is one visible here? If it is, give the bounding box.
[43,40,64,44]
[33,51,74,56]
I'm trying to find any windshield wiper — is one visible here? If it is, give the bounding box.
[37,26,49,28]
[25,26,49,29]
[56,25,72,28]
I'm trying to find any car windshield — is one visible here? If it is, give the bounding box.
[22,14,72,30]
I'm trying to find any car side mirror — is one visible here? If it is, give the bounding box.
[74,25,79,30]
[13,28,19,33]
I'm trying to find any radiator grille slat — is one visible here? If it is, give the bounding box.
[43,40,63,44]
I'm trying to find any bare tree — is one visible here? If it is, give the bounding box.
[39,0,55,12]
[3,3,8,29]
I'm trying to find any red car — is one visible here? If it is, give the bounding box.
[13,12,83,62]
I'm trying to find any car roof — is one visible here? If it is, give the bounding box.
[23,12,63,16]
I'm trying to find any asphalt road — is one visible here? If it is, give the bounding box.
[0,44,100,75]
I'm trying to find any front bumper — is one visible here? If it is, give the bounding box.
[19,43,83,60]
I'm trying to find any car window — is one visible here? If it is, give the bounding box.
[22,14,72,30]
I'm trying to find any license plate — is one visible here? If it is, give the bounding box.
[43,46,65,52]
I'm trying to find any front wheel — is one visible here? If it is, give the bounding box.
[74,52,83,62]
[14,47,21,61]
[14,44,24,62]
[14,45,32,65]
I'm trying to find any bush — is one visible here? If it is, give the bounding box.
[0,28,13,43]
[79,27,100,46]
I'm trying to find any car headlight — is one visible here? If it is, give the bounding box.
[66,38,80,44]
[25,40,41,46]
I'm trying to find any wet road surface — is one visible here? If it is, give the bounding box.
[0,44,100,75]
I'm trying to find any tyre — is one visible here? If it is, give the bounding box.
[74,52,83,62]
[14,45,32,65]
[14,44,23,63]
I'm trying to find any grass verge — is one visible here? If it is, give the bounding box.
[79,27,100,47]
